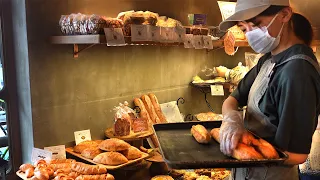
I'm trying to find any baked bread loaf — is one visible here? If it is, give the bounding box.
[50,159,75,164]
[191,125,211,144]
[131,117,149,133]
[54,168,72,177]
[121,146,142,160]
[148,93,167,123]
[113,117,131,136]
[106,173,115,180]
[71,162,107,175]
[81,147,102,160]
[141,95,161,124]
[210,128,220,143]
[133,98,152,124]
[99,138,131,151]
[93,152,128,165]
[49,163,72,171]
[252,138,279,159]
[151,175,174,180]
[74,140,99,153]
[233,143,264,160]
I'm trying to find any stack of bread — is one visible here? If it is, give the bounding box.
[113,101,149,137]
[72,138,144,166]
[133,93,167,148]
[93,138,143,165]
[19,159,114,180]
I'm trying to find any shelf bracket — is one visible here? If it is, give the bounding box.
[73,44,97,58]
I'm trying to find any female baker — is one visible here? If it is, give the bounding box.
[217,0,320,179]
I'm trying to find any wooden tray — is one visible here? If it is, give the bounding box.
[16,170,29,180]
[66,147,150,170]
[104,128,154,141]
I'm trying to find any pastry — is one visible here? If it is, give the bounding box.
[151,175,174,180]
[74,140,99,153]
[191,125,211,144]
[25,168,34,178]
[141,95,161,124]
[99,138,130,151]
[121,146,142,160]
[106,173,115,180]
[131,117,149,133]
[19,163,34,172]
[224,31,236,56]
[81,147,102,159]
[93,152,128,166]
[71,162,107,175]
[196,175,211,180]
[148,93,167,123]
[34,169,49,180]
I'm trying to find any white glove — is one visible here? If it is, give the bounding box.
[219,110,245,156]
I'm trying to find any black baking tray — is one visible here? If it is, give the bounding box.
[152,121,288,169]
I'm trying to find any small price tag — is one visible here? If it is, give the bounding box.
[104,28,126,46]
[160,27,175,43]
[210,85,224,96]
[149,26,160,42]
[74,129,91,145]
[31,148,52,164]
[203,36,213,49]
[175,27,186,43]
[44,145,66,160]
[184,34,194,49]
[192,35,204,49]
[131,25,149,42]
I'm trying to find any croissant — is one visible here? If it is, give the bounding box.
[71,162,107,175]
[19,163,34,172]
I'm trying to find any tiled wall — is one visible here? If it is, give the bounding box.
[25,0,318,148]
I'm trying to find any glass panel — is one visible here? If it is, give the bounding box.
[0,100,8,161]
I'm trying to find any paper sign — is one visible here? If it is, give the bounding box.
[184,34,194,48]
[175,27,186,43]
[131,25,149,42]
[192,35,204,49]
[211,85,224,96]
[160,27,175,43]
[44,145,66,160]
[149,26,160,42]
[31,148,52,163]
[203,36,213,49]
[104,28,126,46]
[74,129,91,145]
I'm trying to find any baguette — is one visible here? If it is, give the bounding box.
[71,162,107,175]
[133,98,152,124]
[50,159,75,164]
[148,93,167,123]
[191,125,211,144]
[75,174,108,180]
[141,95,161,124]
[49,163,72,171]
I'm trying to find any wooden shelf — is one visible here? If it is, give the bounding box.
[50,35,320,58]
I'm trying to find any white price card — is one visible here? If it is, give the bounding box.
[211,85,224,96]
[175,27,186,43]
[44,145,66,160]
[74,129,91,145]
[160,27,175,43]
[203,36,213,49]
[31,148,52,164]
[184,34,194,49]
[149,26,160,42]
[192,35,204,49]
[131,25,150,42]
[104,28,126,46]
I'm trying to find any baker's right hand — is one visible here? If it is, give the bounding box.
[219,110,245,156]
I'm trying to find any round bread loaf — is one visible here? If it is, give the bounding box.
[99,138,130,151]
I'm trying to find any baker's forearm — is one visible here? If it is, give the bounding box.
[222,96,239,115]
[284,151,308,165]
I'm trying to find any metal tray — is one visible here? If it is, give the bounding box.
[153,121,288,169]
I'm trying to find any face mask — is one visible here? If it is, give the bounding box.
[245,14,284,54]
